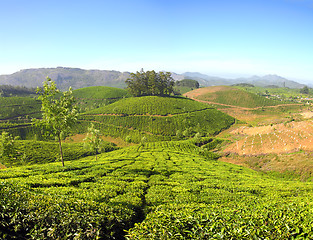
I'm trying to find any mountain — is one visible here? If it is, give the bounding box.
[182,72,306,89]
[0,67,306,90]
[0,67,130,91]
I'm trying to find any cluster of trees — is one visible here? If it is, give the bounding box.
[300,86,310,94]
[0,85,36,97]
[175,79,200,89]
[126,69,175,97]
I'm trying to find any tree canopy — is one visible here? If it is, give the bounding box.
[300,86,310,94]
[126,69,175,97]
[33,77,78,166]
[176,79,200,89]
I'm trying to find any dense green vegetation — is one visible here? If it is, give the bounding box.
[0,85,36,97]
[174,79,200,94]
[0,97,41,120]
[73,86,131,112]
[196,86,287,108]
[0,140,117,167]
[126,70,174,97]
[1,140,313,239]
[77,96,235,143]
[2,80,313,239]
[235,85,313,102]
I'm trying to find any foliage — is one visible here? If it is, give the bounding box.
[196,86,285,108]
[0,140,117,167]
[0,96,41,120]
[73,86,131,112]
[1,140,313,238]
[176,79,200,88]
[300,86,309,94]
[77,96,235,143]
[0,131,17,166]
[0,85,36,97]
[126,69,175,97]
[232,83,255,87]
[33,77,78,166]
[83,124,105,160]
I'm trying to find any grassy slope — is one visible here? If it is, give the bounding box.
[187,86,286,108]
[73,86,131,112]
[0,97,41,120]
[73,86,130,99]
[0,140,118,167]
[1,140,313,239]
[77,96,235,142]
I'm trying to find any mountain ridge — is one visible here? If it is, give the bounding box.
[0,67,306,90]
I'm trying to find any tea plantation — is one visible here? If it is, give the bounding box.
[1,86,313,239]
[77,96,235,143]
[187,86,285,108]
[1,140,313,239]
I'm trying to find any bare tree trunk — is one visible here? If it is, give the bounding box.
[58,135,64,167]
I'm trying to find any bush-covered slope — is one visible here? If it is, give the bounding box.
[77,96,235,142]
[185,86,285,108]
[1,140,313,239]
[0,97,41,120]
[73,86,131,112]
[0,140,118,167]
[73,86,130,99]
[0,97,42,139]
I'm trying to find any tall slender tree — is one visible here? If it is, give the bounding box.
[33,77,78,166]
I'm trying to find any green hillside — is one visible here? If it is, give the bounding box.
[1,140,313,239]
[0,97,41,120]
[0,97,42,139]
[73,86,130,99]
[188,86,286,108]
[0,140,117,167]
[73,86,131,112]
[77,96,235,142]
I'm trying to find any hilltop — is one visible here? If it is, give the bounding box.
[77,96,235,143]
[184,86,284,108]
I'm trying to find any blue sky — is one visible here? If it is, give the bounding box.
[1,0,313,82]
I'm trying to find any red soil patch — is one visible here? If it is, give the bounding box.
[184,86,234,98]
[224,120,313,155]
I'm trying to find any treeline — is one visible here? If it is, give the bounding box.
[126,69,175,97]
[0,85,36,97]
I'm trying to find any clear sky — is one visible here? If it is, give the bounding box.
[1,0,313,83]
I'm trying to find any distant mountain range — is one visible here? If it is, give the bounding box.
[0,67,130,91]
[0,67,306,90]
[182,72,306,89]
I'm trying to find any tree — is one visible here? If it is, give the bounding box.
[33,77,78,166]
[300,86,309,94]
[83,123,104,160]
[126,69,175,97]
[0,131,17,166]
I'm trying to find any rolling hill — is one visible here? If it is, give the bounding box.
[184,86,286,108]
[73,86,131,112]
[76,96,235,143]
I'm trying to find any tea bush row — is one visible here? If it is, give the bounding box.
[2,140,313,239]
